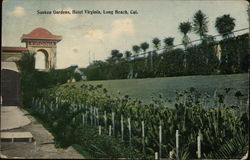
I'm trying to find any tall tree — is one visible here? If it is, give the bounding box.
[111,49,120,58]
[132,45,140,78]
[152,38,161,50]
[140,42,150,57]
[140,42,150,67]
[163,37,174,51]
[132,45,141,57]
[16,52,35,73]
[124,51,133,79]
[179,21,192,49]
[110,49,122,63]
[124,51,132,61]
[215,14,236,38]
[151,38,161,72]
[193,10,209,39]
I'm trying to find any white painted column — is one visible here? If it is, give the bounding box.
[109,125,112,136]
[159,125,162,159]
[128,118,131,147]
[99,125,102,135]
[112,112,115,136]
[176,130,179,160]
[142,121,145,154]
[121,115,124,141]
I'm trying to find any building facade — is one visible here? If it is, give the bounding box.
[2,27,62,70]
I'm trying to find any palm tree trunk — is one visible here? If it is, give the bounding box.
[149,52,153,71]
[184,50,187,72]
[129,64,133,79]
[144,50,147,68]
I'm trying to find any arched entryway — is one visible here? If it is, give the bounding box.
[21,27,62,69]
[35,49,49,69]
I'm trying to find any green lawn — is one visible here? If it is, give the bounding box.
[70,73,248,107]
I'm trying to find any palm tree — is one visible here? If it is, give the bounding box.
[179,21,192,71]
[140,42,150,67]
[193,10,209,39]
[132,45,140,78]
[124,51,132,61]
[124,51,133,79]
[140,42,149,57]
[163,37,174,51]
[111,49,119,58]
[215,14,235,38]
[152,38,161,50]
[179,21,192,49]
[150,38,161,72]
[117,52,123,59]
[16,52,35,73]
[132,45,141,57]
[110,49,122,63]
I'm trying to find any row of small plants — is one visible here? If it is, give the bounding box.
[28,84,248,159]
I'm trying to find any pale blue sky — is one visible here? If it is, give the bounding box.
[2,0,249,69]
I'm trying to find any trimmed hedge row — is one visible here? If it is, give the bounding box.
[83,34,248,80]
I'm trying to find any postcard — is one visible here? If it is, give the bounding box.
[1,0,249,159]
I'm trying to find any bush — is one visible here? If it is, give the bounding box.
[219,33,249,74]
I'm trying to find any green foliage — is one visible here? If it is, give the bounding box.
[179,21,192,35]
[157,48,185,77]
[140,42,150,52]
[132,45,141,56]
[17,53,81,105]
[215,14,236,38]
[193,10,209,38]
[74,72,82,81]
[16,52,35,73]
[16,52,36,106]
[30,85,248,159]
[152,38,161,49]
[164,37,174,50]
[186,43,219,75]
[85,60,130,80]
[30,97,144,158]
[82,34,248,80]
[219,34,249,73]
[82,61,109,80]
[179,21,192,49]
[124,51,132,60]
[212,133,248,159]
[109,49,123,63]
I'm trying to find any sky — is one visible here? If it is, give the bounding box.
[2,0,249,69]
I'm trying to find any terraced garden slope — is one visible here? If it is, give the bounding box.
[70,73,248,107]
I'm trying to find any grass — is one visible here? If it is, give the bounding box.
[68,73,248,107]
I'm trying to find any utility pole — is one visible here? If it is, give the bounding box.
[88,50,91,65]
[93,52,95,62]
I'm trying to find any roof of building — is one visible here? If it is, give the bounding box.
[2,46,29,52]
[21,27,62,42]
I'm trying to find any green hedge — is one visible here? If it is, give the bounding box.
[83,34,248,80]
[220,33,249,74]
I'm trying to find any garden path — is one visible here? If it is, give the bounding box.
[1,106,84,159]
